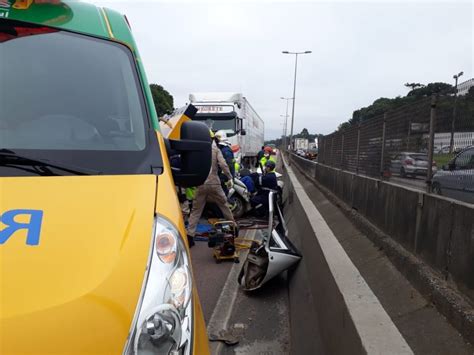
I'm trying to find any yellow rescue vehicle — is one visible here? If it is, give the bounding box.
[0,1,211,354]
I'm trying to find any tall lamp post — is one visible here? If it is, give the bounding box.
[280,96,293,150]
[280,115,288,148]
[280,116,287,148]
[450,71,463,153]
[282,50,311,150]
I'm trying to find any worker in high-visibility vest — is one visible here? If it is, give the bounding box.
[234,161,240,175]
[259,146,276,169]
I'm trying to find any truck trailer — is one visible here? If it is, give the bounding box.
[189,92,265,168]
[294,138,309,151]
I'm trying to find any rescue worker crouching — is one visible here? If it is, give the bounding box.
[250,160,278,217]
[186,131,235,247]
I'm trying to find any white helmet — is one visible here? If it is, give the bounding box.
[215,130,231,145]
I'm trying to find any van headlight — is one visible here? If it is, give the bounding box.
[124,217,193,355]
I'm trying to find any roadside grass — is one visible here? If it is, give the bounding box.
[433,153,454,167]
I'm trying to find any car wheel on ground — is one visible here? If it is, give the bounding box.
[229,195,245,218]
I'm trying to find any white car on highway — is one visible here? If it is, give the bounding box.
[390,152,437,178]
[296,149,305,157]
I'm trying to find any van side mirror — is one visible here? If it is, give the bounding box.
[167,121,212,187]
[240,129,247,136]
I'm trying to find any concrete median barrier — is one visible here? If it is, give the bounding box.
[288,152,474,345]
[281,155,412,355]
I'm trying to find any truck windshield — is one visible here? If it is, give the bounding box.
[0,20,160,176]
[194,116,236,135]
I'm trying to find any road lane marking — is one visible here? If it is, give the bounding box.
[283,154,413,354]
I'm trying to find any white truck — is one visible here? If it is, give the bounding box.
[189,92,265,168]
[294,138,309,151]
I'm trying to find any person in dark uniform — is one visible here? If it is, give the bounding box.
[250,160,278,216]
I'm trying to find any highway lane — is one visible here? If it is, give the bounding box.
[190,227,292,354]
[190,239,233,323]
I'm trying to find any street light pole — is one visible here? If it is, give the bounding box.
[450,71,463,153]
[280,115,287,147]
[282,50,311,150]
[280,96,293,150]
[290,54,298,151]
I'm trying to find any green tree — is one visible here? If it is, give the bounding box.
[150,84,174,117]
[407,82,454,97]
[347,82,455,126]
[300,128,309,138]
[338,122,351,131]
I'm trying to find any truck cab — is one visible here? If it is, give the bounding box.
[0,1,210,354]
[189,92,264,168]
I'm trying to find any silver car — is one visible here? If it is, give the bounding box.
[432,146,474,204]
[390,152,437,178]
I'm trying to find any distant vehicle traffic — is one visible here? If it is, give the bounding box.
[189,92,264,168]
[432,146,474,204]
[390,152,437,178]
[305,148,318,160]
[296,149,305,157]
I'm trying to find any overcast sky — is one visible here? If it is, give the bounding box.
[94,0,473,140]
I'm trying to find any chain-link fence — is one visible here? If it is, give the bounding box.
[318,90,474,204]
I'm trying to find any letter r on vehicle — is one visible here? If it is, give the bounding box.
[0,210,44,246]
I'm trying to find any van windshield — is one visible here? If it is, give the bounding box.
[0,20,161,176]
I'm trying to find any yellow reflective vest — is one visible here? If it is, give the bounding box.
[259,155,276,168]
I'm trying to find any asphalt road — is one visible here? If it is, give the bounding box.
[190,228,291,355]
[190,239,233,323]
[291,160,474,354]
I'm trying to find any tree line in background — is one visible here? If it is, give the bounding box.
[265,128,323,147]
[150,80,473,146]
[150,84,174,117]
[338,82,474,131]
[267,81,474,147]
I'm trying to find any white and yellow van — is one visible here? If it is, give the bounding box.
[0,1,211,354]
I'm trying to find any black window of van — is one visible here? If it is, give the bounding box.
[0,20,162,176]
